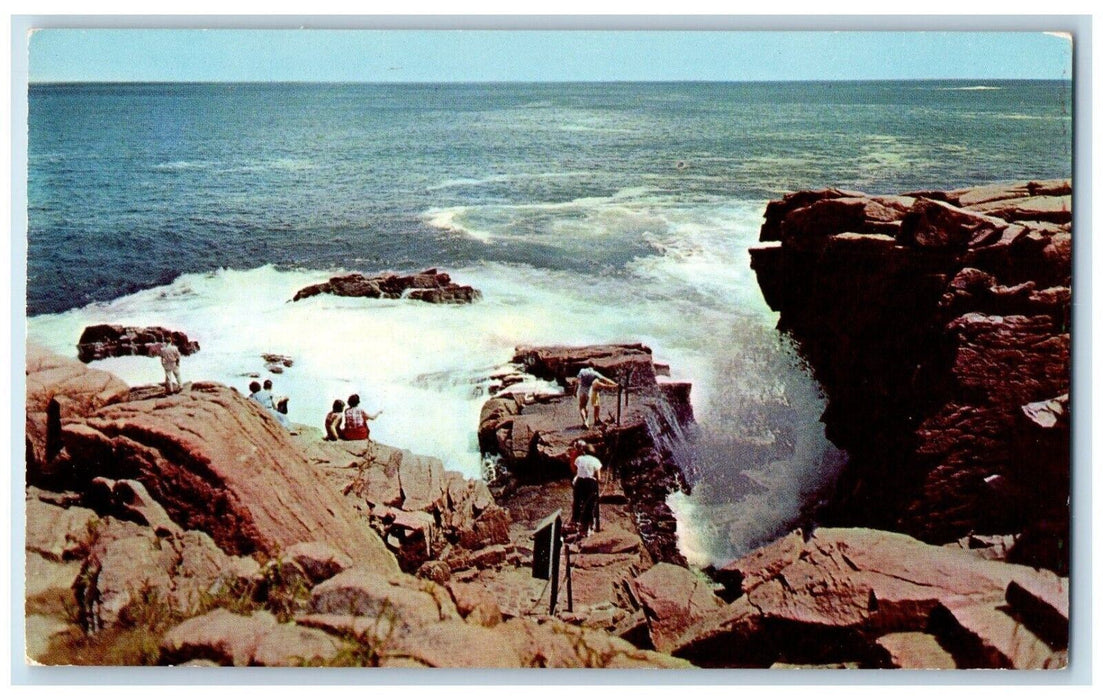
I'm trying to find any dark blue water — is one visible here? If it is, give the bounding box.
[28,80,1072,315]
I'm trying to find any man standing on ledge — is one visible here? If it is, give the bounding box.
[576,364,618,429]
[159,342,182,394]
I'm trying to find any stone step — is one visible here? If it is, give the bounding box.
[874,631,957,669]
[1005,577,1068,650]
[930,599,1066,669]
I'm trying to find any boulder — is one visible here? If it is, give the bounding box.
[493,618,693,668]
[291,269,481,304]
[966,194,1072,225]
[446,581,504,627]
[160,609,343,667]
[24,490,99,561]
[931,599,1066,669]
[873,632,957,669]
[308,568,460,634]
[627,563,725,653]
[296,614,522,667]
[76,324,200,363]
[58,381,397,574]
[284,542,354,585]
[396,451,446,512]
[26,343,130,476]
[87,477,181,536]
[74,517,261,631]
[899,198,1009,248]
[672,528,1068,669]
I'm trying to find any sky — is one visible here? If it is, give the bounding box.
[26,29,1073,83]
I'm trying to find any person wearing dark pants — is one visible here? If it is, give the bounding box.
[571,450,603,538]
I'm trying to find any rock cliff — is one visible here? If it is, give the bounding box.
[749,180,1071,573]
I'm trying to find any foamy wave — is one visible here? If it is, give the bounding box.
[936,85,1003,91]
[424,207,494,243]
[27,211,839,566]
[425,171,589,192]
[27,262,720,479]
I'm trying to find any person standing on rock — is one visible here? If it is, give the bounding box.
[571,446,603,538]
[576,365,618,429]
[158,342,182,394]
[340,393,381,441]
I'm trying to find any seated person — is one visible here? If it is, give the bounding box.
[340,393,381,441]
[324,399,345,441]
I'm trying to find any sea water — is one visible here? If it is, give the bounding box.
[26,81,1072,565]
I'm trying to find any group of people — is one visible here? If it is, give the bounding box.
[324,394,382,442]
[151,340,384,445]
[248,379,293,430]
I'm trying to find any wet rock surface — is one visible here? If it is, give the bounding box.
[749,180,1071,573]
[76,324,200,363]
[291,268,481,304]
[480,344,695,565]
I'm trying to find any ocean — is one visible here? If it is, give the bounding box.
[25,80,1073,565]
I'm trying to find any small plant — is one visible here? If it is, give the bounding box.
[195,575,262,617]
[257,553,313,623]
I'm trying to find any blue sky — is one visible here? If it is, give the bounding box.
[29,29,1072,83]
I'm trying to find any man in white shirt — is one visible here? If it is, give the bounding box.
[571,451,603,538]
[159,342,182,394]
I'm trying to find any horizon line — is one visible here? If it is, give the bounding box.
[28,77,1073,86]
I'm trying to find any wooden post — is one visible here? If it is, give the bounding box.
[548,522,561,615]
[564,540,574,613]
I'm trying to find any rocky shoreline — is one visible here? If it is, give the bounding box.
[25,179,1072,669]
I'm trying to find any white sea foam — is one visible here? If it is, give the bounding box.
[424,207,494,243]
[28,262,713,479]
[27,198,843,566]
[935,85,1003,91]
[425,171,590,192]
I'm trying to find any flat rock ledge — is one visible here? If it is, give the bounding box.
[480,344,695,565]
[291,268,481,304]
